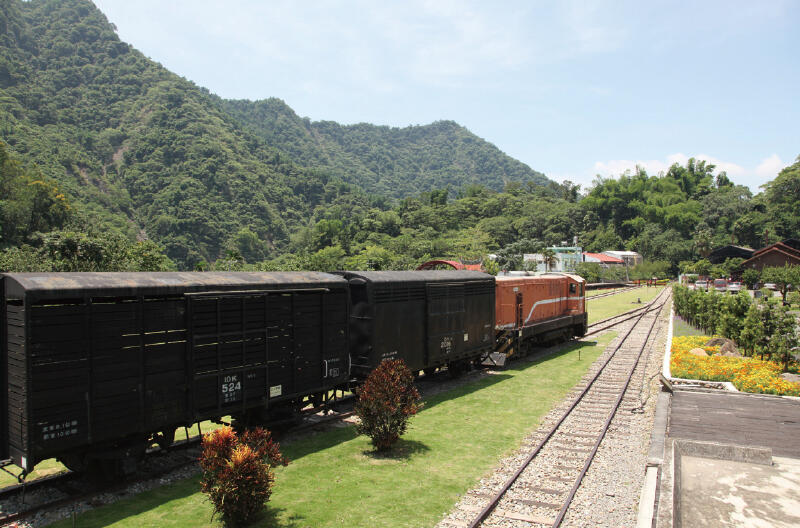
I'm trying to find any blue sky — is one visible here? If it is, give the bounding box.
[93,0,799,193]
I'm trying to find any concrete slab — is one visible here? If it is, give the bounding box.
[680,456,800,528]
[669,390,800,458]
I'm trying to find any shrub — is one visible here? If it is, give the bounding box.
[355,358,423,451]
[199,426,288,525]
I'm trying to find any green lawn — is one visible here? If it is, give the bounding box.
[672,315,704,337]
[48,333,615,528]
[587,286,664,324]
[586,286,636,298]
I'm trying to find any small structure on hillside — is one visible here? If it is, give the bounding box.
[602,250,642,267]
[583,252,625,268]
[524,246,582,273]
[741,239,800,271]
[708,245,755,264]
[416,259,484,271]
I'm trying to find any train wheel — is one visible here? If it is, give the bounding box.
[154,428,176,450]
[448,360,467,378]
[58,453,87,473]
[310,392,324,409]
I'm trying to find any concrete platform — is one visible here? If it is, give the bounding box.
[669,390,800,458]
[653,389,800,527]
[680,455,800,527]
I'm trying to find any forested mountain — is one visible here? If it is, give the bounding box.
[220,98,548,198]
[1,0,798,275]
[0,0,548,268]
[245,157,800,276]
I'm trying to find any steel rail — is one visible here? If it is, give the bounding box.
[551,295,665,527]
[584,287,669,336]
[586,285,642,300]
[465,291,670,528]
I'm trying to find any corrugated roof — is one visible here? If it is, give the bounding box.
[3,271,347,299]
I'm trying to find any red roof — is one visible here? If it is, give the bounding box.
[416,260,484,271]
[583,252,625,264]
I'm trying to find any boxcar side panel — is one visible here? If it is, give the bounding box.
[463,280,495,353]
[6,297,29,468]
[1,278,8,462]
[372,284,426,373]
[426,283,465,365]
[188,288,349,421]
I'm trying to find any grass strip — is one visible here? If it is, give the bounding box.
[587,286,664,324]
[47,333,614,528]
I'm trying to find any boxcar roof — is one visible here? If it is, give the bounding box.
[337,270,494,283]
[2,272,347,300]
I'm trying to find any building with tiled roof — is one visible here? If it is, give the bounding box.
[583,252,625,266]
[741,239,800,271]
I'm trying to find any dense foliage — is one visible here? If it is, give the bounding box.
[355,359,422,451]
[672,285,752,343]
[0,0,551,269]
[673,284,799,370]
[221,98,549,199]
[199,426,288,525]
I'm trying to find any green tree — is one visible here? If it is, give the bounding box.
[693,259,712,277]
[541,248,557,272]
[308,245,346,271]
[742,268,760,289]
[762,265,800,303]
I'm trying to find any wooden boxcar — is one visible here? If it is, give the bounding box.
[1,272,349,475]
[337,271,495,378]
[492,273,587,362]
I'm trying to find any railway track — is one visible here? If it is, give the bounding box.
[441,289,670,528]
[584,287,668,336]
[585,285,641,300]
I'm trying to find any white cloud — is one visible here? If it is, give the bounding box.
[755,154,785,180]
[95,0,632,95]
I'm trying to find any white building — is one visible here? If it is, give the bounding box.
[523,246,582,272]
[601,250,642,267]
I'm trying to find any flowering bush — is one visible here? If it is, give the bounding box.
[199,426,288,525]
[671,335,800,397]
[355,358,423,451]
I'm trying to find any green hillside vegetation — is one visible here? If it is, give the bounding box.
[0,0,550,269]
[248,158,800,275]
[1,0,798,274]
[221,98,549,198]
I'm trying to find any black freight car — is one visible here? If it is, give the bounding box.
[337,271,495,378]
[1,272,349,476]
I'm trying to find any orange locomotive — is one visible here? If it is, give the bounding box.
[487,273,587,366]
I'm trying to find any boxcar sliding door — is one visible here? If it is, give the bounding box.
[426,282,465,366]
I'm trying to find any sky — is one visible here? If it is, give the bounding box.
[92,0,800,193]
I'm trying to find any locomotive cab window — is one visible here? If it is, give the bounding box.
[570,283,576,294]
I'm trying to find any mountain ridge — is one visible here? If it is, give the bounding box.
[0,0,549,267]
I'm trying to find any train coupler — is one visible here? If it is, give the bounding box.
[482,352,508,368]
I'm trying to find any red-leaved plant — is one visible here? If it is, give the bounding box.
[199,426,288,525]
[355,358,423,451]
